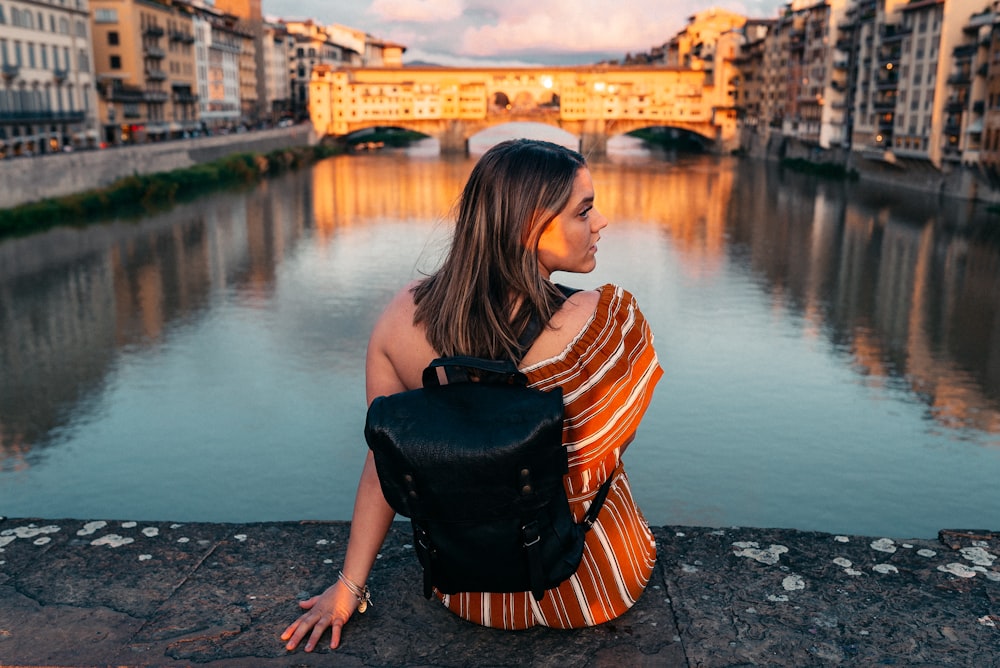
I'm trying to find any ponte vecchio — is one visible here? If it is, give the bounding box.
[308,65,741,155]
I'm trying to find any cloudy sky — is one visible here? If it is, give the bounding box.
[261,0,787,67]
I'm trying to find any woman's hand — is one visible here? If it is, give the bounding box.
[281,580,359,652]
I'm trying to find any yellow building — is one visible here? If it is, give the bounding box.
[310,66,739,154]
[90,0,197,144]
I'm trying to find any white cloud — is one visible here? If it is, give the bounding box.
[456,0,741,58]
[369,0,465,22]
[263,0,790,64]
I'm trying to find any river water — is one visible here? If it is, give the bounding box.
[2,147,999,538]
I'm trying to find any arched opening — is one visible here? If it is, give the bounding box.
[627,126,712,153]
[468,121,578,155]
[492,91,511,111]
[339,125,431,152]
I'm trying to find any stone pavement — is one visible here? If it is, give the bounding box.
[0,517,997,667]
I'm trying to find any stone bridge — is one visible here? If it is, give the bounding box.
[308,65,740,155]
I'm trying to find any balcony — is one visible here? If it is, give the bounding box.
[946,98,967,114]
[53,68,68,83]
[880,24,912,43]
[1,64,19,81]
[144,90,169,102]
[144,46,166,59]
[873,98,896,111]
[953,43,978,58]
[105,85,145,103]
[964,11,995,32]
[0,110,86,123]
[170,31,196,44]
[144,24,165,37]
[876,75,899,90]
[145,69,167,81]
[172,92,199,104]
[948,72,972,86]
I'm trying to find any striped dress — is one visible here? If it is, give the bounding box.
[439,284,663,629]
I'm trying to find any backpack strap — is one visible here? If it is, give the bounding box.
[523,462,619,601]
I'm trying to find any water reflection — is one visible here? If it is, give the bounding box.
[2,153,999,533]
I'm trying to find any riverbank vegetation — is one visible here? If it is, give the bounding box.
[0,143,344,239]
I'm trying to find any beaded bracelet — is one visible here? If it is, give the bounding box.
[338,570,372,613]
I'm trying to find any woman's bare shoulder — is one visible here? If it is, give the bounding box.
[367,282,436,396]
[520,288,601,367]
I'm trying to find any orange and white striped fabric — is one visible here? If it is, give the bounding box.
[439,284,663,629]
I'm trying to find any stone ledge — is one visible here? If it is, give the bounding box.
[0,518,996,667]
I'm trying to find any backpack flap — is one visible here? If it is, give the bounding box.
[365,380,567,521]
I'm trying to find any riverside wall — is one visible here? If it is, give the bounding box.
[0,125,316,210]
[0,518,996,667]
[740,129,1000,206]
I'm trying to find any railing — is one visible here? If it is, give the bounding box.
[53,68,68,82]
[145,69,167,81]
[0,110,86,123]
[144,46,166,59]
[1,64,19,80]
[880,24,912,42]
[953,43,978,58]
[144,24,165,37]
[106,87,144,102]
[144,90,169,102]
[876,75,899,89]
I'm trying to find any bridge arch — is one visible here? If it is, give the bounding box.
[467,122,579,154]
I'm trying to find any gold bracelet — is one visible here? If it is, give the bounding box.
[338,570,372,613]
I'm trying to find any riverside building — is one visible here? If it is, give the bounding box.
[89,0,198,144]
[0,0,99,157]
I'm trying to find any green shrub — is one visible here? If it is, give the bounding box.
[0,142,347,239]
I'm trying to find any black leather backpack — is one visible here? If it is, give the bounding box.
[363,286,613,601]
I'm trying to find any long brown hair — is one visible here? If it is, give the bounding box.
[412,139,586,360]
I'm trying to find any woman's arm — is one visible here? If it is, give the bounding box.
[282,286,428,652]
[280,453,395,652]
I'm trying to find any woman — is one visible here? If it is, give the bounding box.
[282,139,662,651]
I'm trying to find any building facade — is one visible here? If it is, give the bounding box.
[0,0,98,156]
[90,0,197,144]
[262,20,289,121]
